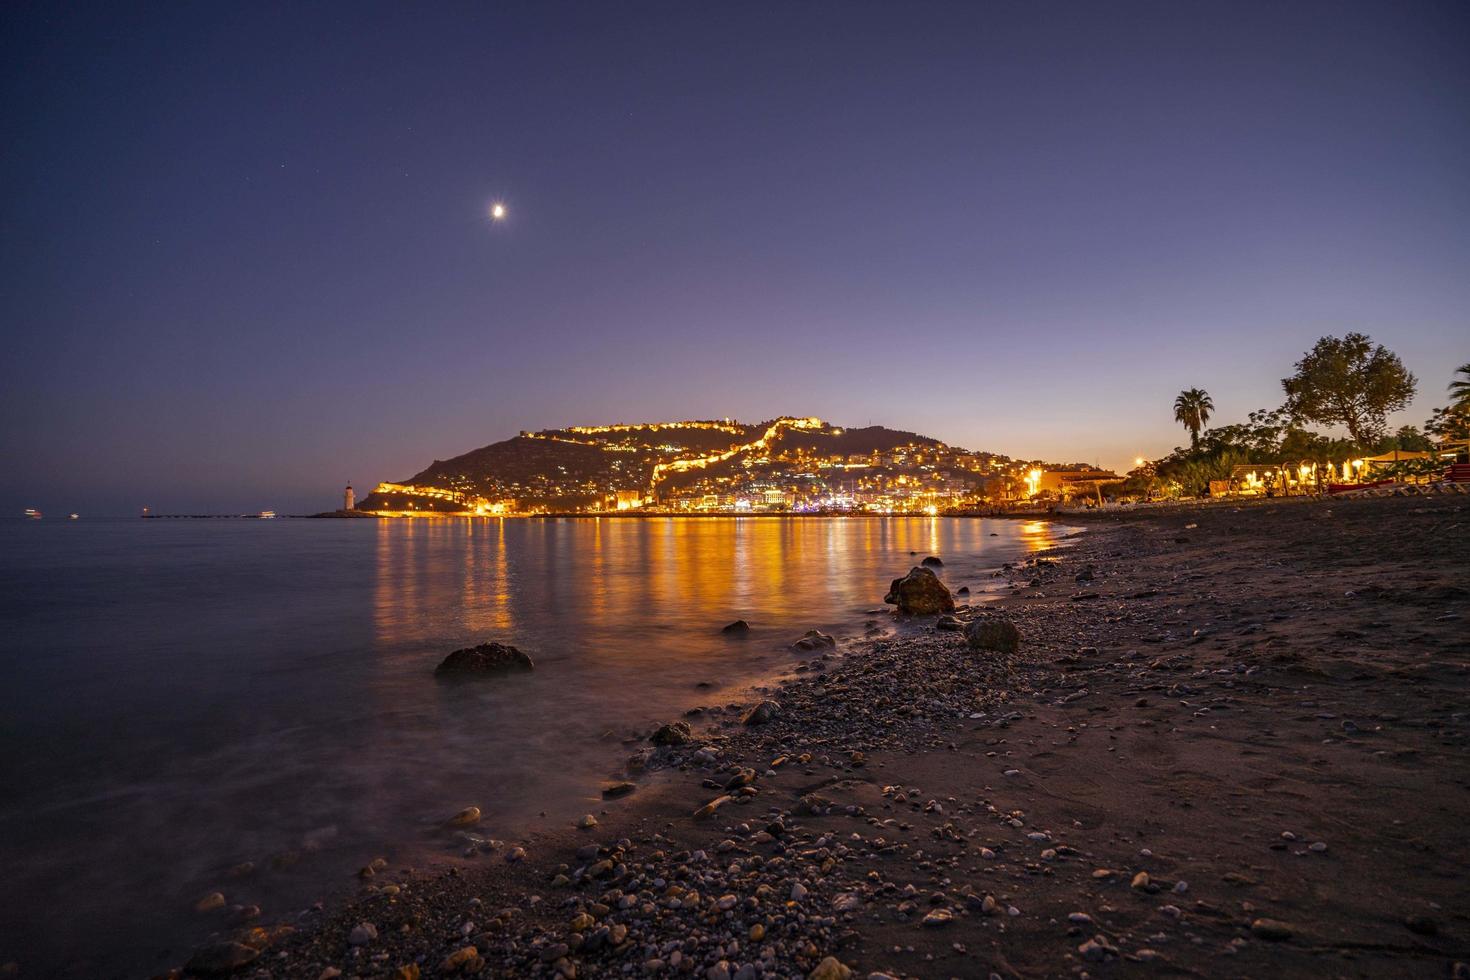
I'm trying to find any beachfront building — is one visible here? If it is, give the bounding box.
[613,489,645,510]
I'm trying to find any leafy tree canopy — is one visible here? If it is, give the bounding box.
[1281,333,1417,446]
[1426,404,1470,442]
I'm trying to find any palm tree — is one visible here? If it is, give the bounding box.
[1450,363,1470,409]
[1174,388,1214,450]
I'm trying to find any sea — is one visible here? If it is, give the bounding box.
[0,515,1068,977]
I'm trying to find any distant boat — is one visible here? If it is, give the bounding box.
[258,510,277,519]
[24,508,41,520]
[69,513,80,520]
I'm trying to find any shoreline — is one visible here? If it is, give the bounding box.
[155,497,1469,976]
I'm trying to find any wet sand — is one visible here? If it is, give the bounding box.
[166,495,1469,979]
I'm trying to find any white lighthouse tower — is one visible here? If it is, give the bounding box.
[344,484,355,511]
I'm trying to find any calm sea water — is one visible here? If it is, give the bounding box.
[0,516,1064,977]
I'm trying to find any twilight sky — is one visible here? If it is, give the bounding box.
[3,1,1467,515]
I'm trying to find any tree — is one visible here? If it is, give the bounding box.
[1450,363,1470,409]
[1173,388,1214,449]
[1281,333,1417,446]
[1426,404,1470,441]
[1374,425,1434,454]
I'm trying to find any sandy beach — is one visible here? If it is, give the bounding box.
[168,495,1469,979]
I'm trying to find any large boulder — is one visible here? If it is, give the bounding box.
[884,566,955,615]
[964,618,1020,654]
[434,642,534,678]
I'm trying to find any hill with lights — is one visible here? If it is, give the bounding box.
[355,417,1022,514]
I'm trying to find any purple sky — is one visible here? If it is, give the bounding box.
[3,1,1467,515]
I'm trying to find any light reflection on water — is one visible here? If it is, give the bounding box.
[0,516,1065,978]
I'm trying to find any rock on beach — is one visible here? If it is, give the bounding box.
[883,566,955,615]
[741,700,781,725]
[791,629,837,651]
[433,642,534,678]
[964,617,1020,654]
[650,721,694,745]
[446,806,481,828]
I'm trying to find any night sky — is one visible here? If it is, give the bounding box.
[3,2,1467,515]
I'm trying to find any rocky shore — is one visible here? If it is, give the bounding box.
[166,495,1468,979]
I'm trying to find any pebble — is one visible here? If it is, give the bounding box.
[194,891,225,913]
[694,795,733,820]
[921,907,954,927]
[808,957,852,980]
[446,806,481,828]
[348,922,378,946]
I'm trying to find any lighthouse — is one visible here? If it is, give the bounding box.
[344,484,355,511]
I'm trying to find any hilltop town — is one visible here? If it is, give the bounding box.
[354,417,1118,516]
